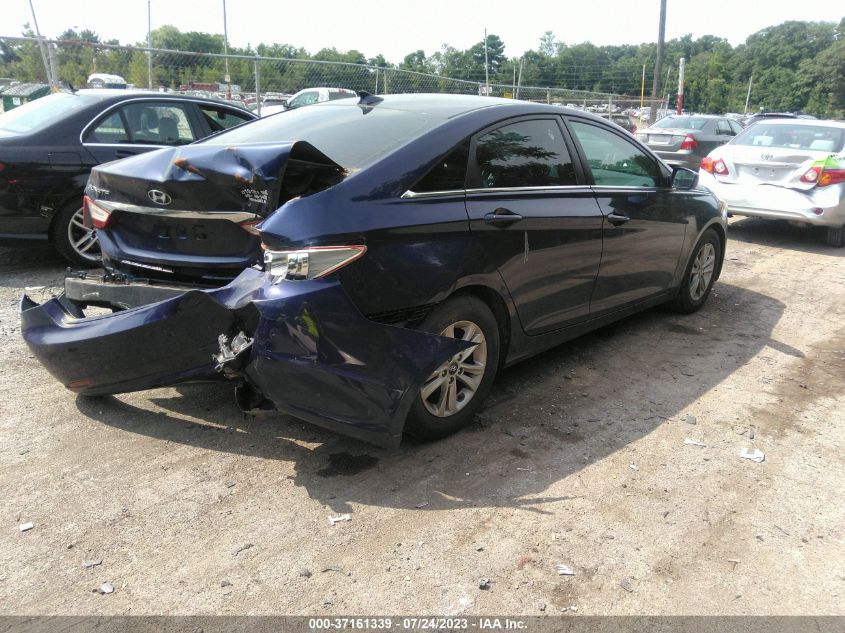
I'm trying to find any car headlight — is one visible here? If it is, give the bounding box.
[262,245,367,282]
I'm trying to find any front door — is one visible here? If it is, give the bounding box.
[566,118,689,315]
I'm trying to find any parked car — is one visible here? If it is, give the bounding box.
[0,89,257,263]
[743,112,816,126]
[259,87,357,116]
[636,114,743,170]
[22,94,726,448]
[598,112,637,134]
[698,118,845,246]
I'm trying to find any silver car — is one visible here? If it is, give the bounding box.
[698,119,845,246]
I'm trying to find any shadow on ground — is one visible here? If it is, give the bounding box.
[74,280,791,514]
[727,217,844,256]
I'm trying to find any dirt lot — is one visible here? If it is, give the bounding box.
[1,217,843,616]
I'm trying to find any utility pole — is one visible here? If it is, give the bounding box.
[27,0,56,90]
[483,28,490,96]
[649,0,667,124]
[743,75,753,114]
[146,0,153,89]
[222,0,231,99]
[677,57,686,114]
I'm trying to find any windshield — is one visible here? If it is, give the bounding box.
[653,116,709,130]
[0,92,100,134]
[732,124,845,152]
[201,102,440,170]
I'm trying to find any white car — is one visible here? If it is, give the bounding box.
[698,119,845,246]
[259,87,357,117]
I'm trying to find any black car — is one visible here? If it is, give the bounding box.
[23,94,727,447]
[0,89,257,264]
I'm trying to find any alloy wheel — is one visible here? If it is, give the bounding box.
[67,207,100,262]
[689,242,716,301]
[421,320,487,418]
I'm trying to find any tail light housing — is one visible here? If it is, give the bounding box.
[679,135,698,150]
[82,195,113,229]
[800,160,845,187]
[239,219,262,235]
[262,244,367,282]
[700,157,728,175]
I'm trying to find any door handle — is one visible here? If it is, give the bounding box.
[606,212,630,226]
[483,208,523,225]
[115,149,137,158]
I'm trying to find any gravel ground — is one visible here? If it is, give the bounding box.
[0,217,843,615]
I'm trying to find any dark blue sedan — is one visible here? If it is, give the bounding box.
[21,94,727,447]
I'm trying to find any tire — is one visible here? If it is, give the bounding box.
[405,295,501,441]
[50,201,101,266]
[668,228,721,314]
[826,225,845,248]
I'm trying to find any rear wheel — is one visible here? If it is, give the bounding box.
[826,225,845,248]
[669,228,721,314]
[406,295,500,440]
[51,202,100,266]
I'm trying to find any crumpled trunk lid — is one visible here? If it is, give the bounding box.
[88,142,345,283]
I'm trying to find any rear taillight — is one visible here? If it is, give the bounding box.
[261,244,367,282]
[0,161,5,173]
[680,135,698,150]
[82,195,113,229]
[700,157,728,175]
[800,166,821,184]
[800,164,845,187]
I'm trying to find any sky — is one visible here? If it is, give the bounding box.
[5,0,842,64]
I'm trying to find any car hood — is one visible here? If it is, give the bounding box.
[88,141,345,218]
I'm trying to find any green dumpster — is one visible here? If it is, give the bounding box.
[1,83,51,112]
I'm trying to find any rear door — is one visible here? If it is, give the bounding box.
[464,116,604,334]
[82,100,200,164]
[566,118,688,314]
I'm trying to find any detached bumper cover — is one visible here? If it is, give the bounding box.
[21,269,469,447]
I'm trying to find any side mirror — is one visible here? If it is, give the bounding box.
[671,166,698,190]
[280,100,289,109]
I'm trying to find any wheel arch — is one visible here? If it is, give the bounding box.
[448,283,512,369]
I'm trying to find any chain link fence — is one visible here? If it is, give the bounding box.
[0,36,666,116]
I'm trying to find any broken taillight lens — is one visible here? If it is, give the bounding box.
[82,195,113,229]
[262,245,367,281]
[800,160,845,187]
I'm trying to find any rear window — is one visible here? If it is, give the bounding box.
[202,102,440,171]
[0,92,100,134]
[653,116,709,130]
[732,124,845,152]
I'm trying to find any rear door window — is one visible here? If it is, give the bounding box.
[473,119,577,188]
[119,102,196,145]
[569,120,662,187]
[199,105,253,132]
[716,119,733,135]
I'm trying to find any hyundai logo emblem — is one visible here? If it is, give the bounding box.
[147,189,172,205]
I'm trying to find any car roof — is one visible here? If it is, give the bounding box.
[69,89,253,109]
[309,93,596,121]
[748,118,845,129]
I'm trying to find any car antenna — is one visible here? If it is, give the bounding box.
[357,91,383,107]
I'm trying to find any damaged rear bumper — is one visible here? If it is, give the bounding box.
[21,269,469,448]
